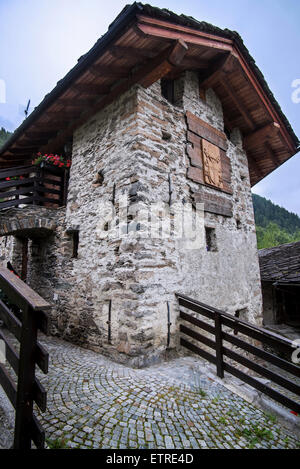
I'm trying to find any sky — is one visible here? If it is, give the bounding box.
[0,0,299,214]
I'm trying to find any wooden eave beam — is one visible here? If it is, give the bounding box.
[199,53,234,89]
[248,154,262,183]
[109,46,157,59]
[136,15,296,153]
[179,57,210,70]
[221,78,255,131]
[58,98,95,106]
[71,83,111,95]
[25,131,58,140]
[89,65,130,79]
[39,39,189,154]
[139,39,188,88]
[8,147,38,154]
[244,122,281,150]
[20,139,49,146]
[0,159,31,167]
[136,15,234,52]
[265,141,280,166]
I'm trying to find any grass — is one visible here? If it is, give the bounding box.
[265,412,277,424]
[241,425,274,448]
[46,436,69,449]
[197,388,207,398]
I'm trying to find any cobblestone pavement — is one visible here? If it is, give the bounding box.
[32,336,300,450]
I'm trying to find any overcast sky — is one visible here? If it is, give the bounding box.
[0,0,299,214]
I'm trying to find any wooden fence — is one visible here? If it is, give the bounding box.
[0,267,50,449]
[177,293,300,414]
[0,165,68,210]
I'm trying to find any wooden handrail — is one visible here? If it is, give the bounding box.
[0,268,51,311]
[176,292,295,351]
[0,266,50,448]
[178,292,300,414]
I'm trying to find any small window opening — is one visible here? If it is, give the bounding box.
[205,227,217,252]
[236,218,242,230]
[161,78,175,104]
[72,231,79,259]
[224,127,231,140]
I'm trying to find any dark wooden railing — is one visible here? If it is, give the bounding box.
[177,293,300,414]
[0,267,50,449]
[0,165,69,210]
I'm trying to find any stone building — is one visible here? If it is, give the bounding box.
[0,4,298,366]
[259,241,300,341]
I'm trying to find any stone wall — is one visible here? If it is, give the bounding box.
[0,71,263,367]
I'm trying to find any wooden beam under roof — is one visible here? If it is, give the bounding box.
[89,65,130,79]
[0,159,31,167]
[199,53,234,89]
[25,131,58,140]
[39,39,189,154]
[21,139,49,146]
[265,141,280,166]
[58,97,96,108]
[8,147,38,154]
[109,45,157,59]
[248,153,262,183]
[139,39,188,87]
[71,83,111,95]
[244,122,281,150]
[221,77,255,131]
[179,57,210,69]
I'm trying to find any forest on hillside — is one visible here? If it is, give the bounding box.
[252,194,300,249]
[0,127,12,147]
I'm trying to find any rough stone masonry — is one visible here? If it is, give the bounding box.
[0,72,262,367]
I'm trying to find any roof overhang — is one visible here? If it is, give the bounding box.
[0,3,298,186]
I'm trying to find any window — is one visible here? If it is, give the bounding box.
[205,227,217,252]
[72,231,79,259]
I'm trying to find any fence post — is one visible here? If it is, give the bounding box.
[215,312,224,379]
[14,305,38,449]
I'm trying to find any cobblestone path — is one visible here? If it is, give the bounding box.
[35,336,299,450]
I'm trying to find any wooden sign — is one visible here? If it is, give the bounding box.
[202,140,224,190]
[186,112,232,195]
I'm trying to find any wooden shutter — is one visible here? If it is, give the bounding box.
[186,111,233,195]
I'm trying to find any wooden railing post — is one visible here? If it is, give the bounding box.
[214,312,224,379]
[0,267,50,449]
[14,305,38,449]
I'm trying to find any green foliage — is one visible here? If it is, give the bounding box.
[0,127,12,148]
[46,437,69,449]
[253,194,300,249]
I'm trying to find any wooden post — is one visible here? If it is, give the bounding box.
[14,305,38,449]
[215,312,224,379]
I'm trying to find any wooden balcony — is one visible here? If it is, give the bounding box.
[0,165,69,210]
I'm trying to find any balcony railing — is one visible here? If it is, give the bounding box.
[0,165,69,210]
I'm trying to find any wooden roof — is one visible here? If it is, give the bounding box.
[259,241,300,284]
[0,2,298,185]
